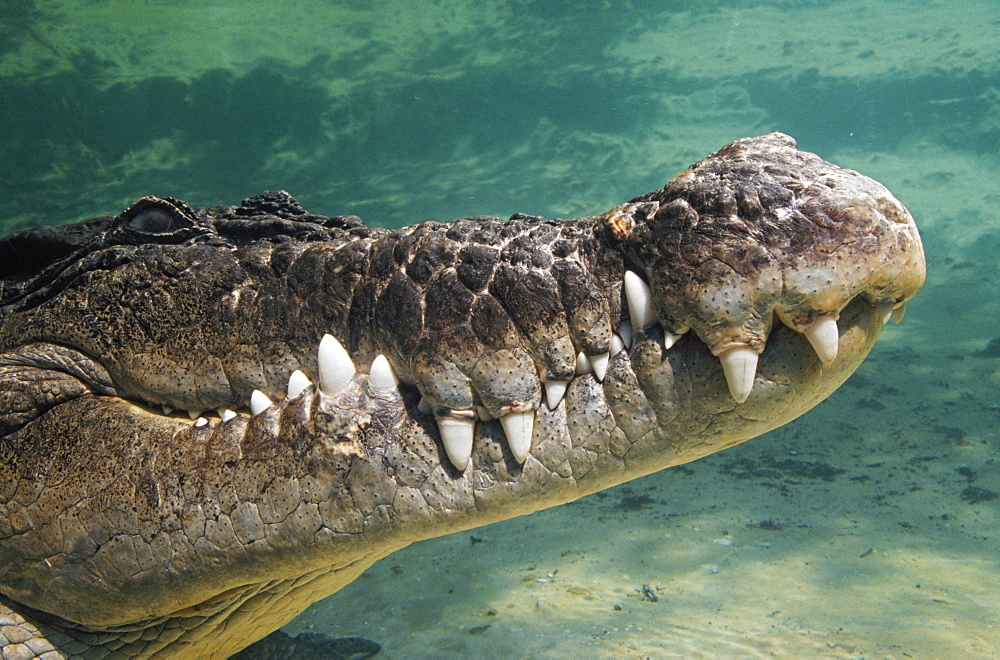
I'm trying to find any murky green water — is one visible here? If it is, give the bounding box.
[2,0,998,656]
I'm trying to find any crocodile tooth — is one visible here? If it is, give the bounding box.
[575,352,593,375]
[624,270,656,330]
[186,409,201,420]
[544,380,569,409]
[194,417,208,427]
[368,355,398,391]
[249,390,273,415]
[221,409,237,422]
[417,396,433,415]
[287,369,312,399]
[802,315,839,364]
[610,333,626,356]
[875,302,894,325]
[588,352,610,382]
[437,414,476,470]
[162,405,174,415]
[662,330,684,350]
[476,405,494,421]
[500,410,534,463]
[718,347,758,404]
[891,303,906,324]
[618,320,633,348]
[318,334,356,395]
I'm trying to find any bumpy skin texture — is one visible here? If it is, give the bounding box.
[0,134,924,658]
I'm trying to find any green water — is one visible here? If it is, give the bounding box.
[2,0,998,656]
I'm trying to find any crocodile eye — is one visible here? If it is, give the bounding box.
[127,208,176,234]
[113,196,207,244]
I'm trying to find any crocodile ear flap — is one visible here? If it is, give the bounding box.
[600,201,660,241]
[110,196,210,245]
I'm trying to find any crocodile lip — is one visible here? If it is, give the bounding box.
[93,269,905,474]
[0,267,909,477]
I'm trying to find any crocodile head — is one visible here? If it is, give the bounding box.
[0,133,924,657]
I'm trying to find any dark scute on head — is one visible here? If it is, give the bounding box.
[491,263,564,332]
[375,271,425,358]
[236,190,308,218]
[218,190,365,240]
[403,229,458,285]
[424,269,475,332]
[456,244,500,292]
[471,294,518,350]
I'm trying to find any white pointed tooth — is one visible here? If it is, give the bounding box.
[624,270,656,330]
[194,417,208,427]
[618,320,633,348]
[575,352,593,375]
[662,331,683,350]
[221,409,237,422]
[500,410,534,463]
[544,380,569,409]
[250,390,273,416]
[891,303,906,324]
[476,405,494,421]
[802,315,839,364]
[437,414,476,471]
[875,302,894,325]
[187,409,201,420]
[368,354,398,391]
[418,396,433,415]
[610,334,625,356]
[161,405,174,415]
[318,334,356,395]
[588,352,610,382]
[718,347,758,404]
[286,369,312,399]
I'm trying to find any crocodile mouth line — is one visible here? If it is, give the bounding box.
[84,268,904,474]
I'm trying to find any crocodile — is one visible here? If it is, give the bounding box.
[0,133,925,658]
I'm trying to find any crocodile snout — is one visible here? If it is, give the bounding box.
[608,132,925,403]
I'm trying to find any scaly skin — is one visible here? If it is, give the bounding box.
[0,134,924,658]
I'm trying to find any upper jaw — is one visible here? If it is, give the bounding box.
[608,132,925,403]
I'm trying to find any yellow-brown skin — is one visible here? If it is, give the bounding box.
[0,134,924,657]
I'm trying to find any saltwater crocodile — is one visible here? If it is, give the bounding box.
[0,133,925,658]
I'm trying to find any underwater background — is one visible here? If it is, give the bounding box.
[1,0,997,656]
